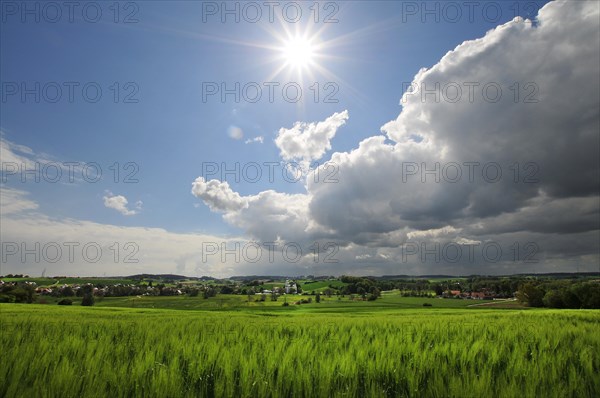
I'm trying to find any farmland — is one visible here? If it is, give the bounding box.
[1,303,599,397]
[37,294,479,312]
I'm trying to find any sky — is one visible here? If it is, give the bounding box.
[1,0,599,278]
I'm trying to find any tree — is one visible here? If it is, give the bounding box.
[357,286,368,300]
[562,289,581,309]
[516,283,544,307]
[542,290,564,308]
[1,284,36,303]
[315,293,321,303]
[220,285,234,294]
[573,282,600,309]
[81,293,95,306]
[60,286,75,297]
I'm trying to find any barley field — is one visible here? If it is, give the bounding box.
[1,304,598,397]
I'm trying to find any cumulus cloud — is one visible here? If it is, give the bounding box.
[191,177,248,212]
[191,177,320,246]
[383,1,599,200]
[275,110,348,164]
[103,192,140,216]
[310,0,599,241]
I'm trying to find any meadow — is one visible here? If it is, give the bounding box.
[1,303,598,397]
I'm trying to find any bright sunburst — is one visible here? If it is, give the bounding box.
[281,36,316,70]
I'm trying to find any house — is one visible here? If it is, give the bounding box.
[470,292,486,300]
[284,280,297,294]
[442,290,461,298]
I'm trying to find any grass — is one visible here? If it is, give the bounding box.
[1,303,598,397]
[300,279,348,291]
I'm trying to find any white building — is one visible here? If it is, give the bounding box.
[284,280,297,294]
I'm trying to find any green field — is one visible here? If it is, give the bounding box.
[1,302,598,397]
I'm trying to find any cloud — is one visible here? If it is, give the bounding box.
[1,134,88,184]
[383,1,599,201]
[191,177,248,212]
[1,188,348,278]
[245,136,264,144]
[310,0,599,241]
[191,0,599,275]
[103,192,140,216]
[407,226,461,240]
[275,110,348,164]
[0,187,39,215]
[228,125,244,140]
[0,190,235,277]
[1,135,36,167]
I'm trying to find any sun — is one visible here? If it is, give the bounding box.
[281,36,317,70]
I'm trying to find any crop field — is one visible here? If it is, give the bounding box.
[1,304,598,398]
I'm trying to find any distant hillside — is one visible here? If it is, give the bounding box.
[124,274,193,281]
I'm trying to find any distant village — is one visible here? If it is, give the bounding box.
[1,275,509,302]
[2,273,598,309]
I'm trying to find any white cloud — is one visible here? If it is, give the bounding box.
[1,134,88,184]
[245,136,264,144]
[191,177,248,212]
[1,136,36,167]
[454,237,481,246]
[0,188,351,278]
[103,192,139,216]
[228,125,244,140]
[0,187,39,215]
[275,110,348,164]
[407,226,461,240]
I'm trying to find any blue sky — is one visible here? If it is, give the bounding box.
[2,1,598,277]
